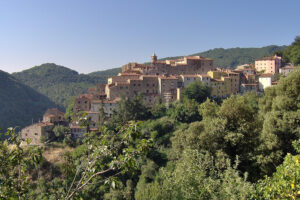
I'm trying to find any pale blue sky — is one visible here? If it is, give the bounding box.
[0,0,299,73]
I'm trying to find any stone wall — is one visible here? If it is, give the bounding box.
[21,123,53,145]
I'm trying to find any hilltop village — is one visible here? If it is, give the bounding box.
[21,54,296,144]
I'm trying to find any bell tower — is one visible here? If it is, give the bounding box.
[151,52,157,64]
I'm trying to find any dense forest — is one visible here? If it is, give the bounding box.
[1,66,300,199]
[0,70,58,131]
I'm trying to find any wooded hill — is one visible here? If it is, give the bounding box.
[0,70,57,131]
[12,63,112,108]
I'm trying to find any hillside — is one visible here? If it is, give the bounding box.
[0,70,58,131]
[155,45,287,68]
[12,63,109,108]
[193,45,287,68]
[88,67,122,77]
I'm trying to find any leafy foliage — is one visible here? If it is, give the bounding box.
[0,128,42,199]
[182,80,211,103]
[135,150,255,200]
[256,153,300,200]
[63,121,152,199]
[278,36,300,65]
[257,68,300,175]
[112,94,151,124]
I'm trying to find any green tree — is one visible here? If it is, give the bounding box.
[167,99,201,123]
[256,151,300,199]
[257,68,300,175]
[65,97,75,122]
[113,94,151,124]
[0,128,42,199]
[182,80,211,103]
[135,150,254,200]
[171,94,261,181]
[64,121,152,200]
[53,125,70,142]
[150,97,166,119]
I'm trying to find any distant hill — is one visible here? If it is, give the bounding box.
[88,67,122,77]
[152,45,287,68]
[12,63,109,108]
[0,70,58,131]
[193,45,287,68]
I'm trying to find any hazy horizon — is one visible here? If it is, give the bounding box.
[1,0,299,73]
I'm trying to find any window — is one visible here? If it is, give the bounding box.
[133,84,136,86]
[34,133,38,136]
[153,84,155,87]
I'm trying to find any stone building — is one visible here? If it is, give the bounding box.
[158,75,178,103]
[236,64,256,75]
[179,74,211,88]
[43,108,65,124]
[21,108,66,145]
[279,64,295,76]
[240,83,258,93]
[69,124,87,139]
[21,122,54,145]
[122,54,214,76]
[74,94,93,112]
[207,70,240,97]
[255,55,282,74]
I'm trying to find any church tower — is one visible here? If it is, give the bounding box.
[151,52,157,64]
